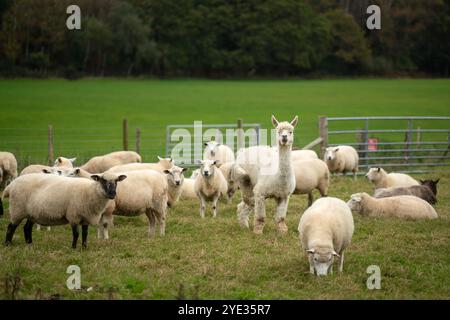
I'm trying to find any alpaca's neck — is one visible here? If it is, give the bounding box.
[278,144,292,176]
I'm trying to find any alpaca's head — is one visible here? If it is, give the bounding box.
[271,115,299,147]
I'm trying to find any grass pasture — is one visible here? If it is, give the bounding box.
[0,79,449,300]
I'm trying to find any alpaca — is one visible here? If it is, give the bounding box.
[233,115,298,234]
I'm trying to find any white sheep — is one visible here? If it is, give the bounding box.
[0,151,18,216]
[107,156,173,173]
[54,157,76,168]
[81,151,142,173]
[365,167,419,189]
[180,178,197,200]
[292,158,329,207]
[194,159,228,218]
[203,141,235,163]
[218,161,239,202]
[298,197,354,276]
[163,165,188,207]
[3,172,126,248]
[291,149,318,161]
[347,192,438,220]
[324,145,359,180]
[96,170,168,240]
[233,115,298,234]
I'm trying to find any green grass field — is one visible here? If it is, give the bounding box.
[0,79,449,300]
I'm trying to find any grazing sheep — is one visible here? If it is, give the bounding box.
[54,157,76,168]
[323,146,359,180]
[81,151,142,173]
[180,178,197,200]
[97,170,168,240]
[107,156,173,173]
[374,184,437,205]
[0,152,18,217]
[292,159,329,207]
[163,166,188,207]
[291,150,318,161]
[365,167,419,189]
[234,115,298,234]
[347,192,438,220]
[3,172,126,248]
[194,159,228,218]
[203,141,235,163]
[298,197,354,276]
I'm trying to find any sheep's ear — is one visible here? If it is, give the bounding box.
[196,159,203,165]
[434,179,440,184]
[290,115,299,127]
[117,175,127,182]
[204,142,209,147]
[271,115,279,128]
[332,251,340,258]
[57,157,62,163]
[42,168,51,174]
[69,157,76,163]
[163,170,170,174]
[306,249,315,254]
[377,167,381,172]
[91,175,101,182]
[181,167,188,173]
[335,148,339,152]
[169,157,173,163]
[213,160,222,167]
[74,168,80,174]
[57,170,62,175]
[419,179,425,184]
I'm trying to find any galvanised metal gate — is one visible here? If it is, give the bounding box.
[319,116,450,173]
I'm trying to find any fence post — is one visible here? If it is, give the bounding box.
[237,118,244,152]
[319,116,328,158]
[123,119,128,151]
[48,125,54,165]
[135,128,141,155]
[404,119,413,163]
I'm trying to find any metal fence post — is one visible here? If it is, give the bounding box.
[48,124,54,165]
[237,118,244,152]
[122,119,129,151]
[319,116,328,158]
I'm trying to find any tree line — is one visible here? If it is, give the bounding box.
[0,0,448,78]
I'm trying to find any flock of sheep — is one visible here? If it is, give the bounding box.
[0,115,441,276]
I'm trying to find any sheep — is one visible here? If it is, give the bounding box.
[323,145,359,180]
[419,179,439,197]
[292,158,330,207]
[347,192,438,220]
[365,167,419,189]
[194,159,228,218]
[190,169,200,179]
[163,166,188,207]
[96,170,168,240]
[233,115,298,234]
[374,184,437,205]
[298,197,354,276]
[54,157,76,168]
[0,151,18,217]
[107,156,173,174]
[203,141,235,163]
[3,172,126,248]
[218,161,239,202]
[81,151,142,173]
[180,178,197,200]
[291,149,318,161]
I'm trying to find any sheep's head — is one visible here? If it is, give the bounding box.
[54,156,76,168]
[347,193,365,212]
[164,166,187,187]
[307,247,340,276]
[324,147,340,161]
[157,156,174,170]
[42,167,73,177]
[204,141,220,157]
[272,115,298,147]
[91,173,127,199]
[365,167,384,183]
[198,159,221,178]
[419,179,439,196]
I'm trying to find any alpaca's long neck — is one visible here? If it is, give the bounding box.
[278,144,293,176]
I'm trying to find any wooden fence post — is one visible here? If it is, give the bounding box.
[319,116,328,158]
[48,125,54,165]
[237,118,244,151]
[123,119,128,151]
[135,128,141,155]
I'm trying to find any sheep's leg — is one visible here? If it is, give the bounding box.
[97,224,104,240]
[23,220,34,244]
[71,225,79,249]
[308,255,315,274]
[275,197,289,234]
[212,195,220,218]
[199,196,206,218]
[253,194,266,235]
[37,224,41,231]
[5,222,19,246]
[307,193,314,207]
[352,170,357,181]
[146,210,156,237]
[81,225,89,249]
[237,201,250,228]
[339,252,345,273]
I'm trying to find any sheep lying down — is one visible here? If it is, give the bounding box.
[3,172,126,248]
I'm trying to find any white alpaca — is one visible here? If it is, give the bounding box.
[234,115,298,234]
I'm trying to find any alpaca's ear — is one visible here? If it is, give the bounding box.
[290,115,299,127]
[271,115,279,128]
